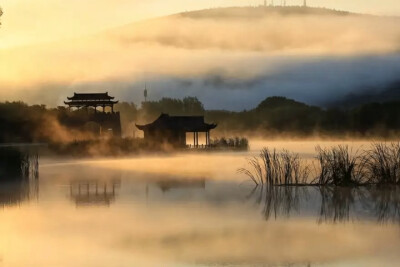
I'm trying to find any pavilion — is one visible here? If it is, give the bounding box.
[64,92,122,137]
[64,92,118,113]
[136,113,217,147]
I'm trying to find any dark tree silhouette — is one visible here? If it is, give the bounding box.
[1,96,400,143]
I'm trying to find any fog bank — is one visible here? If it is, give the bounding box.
[0,7,399,110]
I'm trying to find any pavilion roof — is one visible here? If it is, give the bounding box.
[64,92,118,107]
[64,100,118,107]
[67,92,114,101]
[136,113,217,132]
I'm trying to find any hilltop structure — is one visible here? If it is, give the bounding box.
[136,113,217,147]
[64,92,122,137]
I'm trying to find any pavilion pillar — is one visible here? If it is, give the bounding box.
[193,132,196,148]
[102,104,105,113]
[111,105,114,113]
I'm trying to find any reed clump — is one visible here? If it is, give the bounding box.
[239,148,309,186]
[313,145,366,186]
[240,142,400,187]
[364,143,400,185]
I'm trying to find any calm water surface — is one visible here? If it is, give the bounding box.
[0,141,399,267]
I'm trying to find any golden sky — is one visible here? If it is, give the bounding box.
[0,0,399,48]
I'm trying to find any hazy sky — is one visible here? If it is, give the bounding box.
[1,0,399,48]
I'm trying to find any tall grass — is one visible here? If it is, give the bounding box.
[240,143,400,187]
[313,145,366,186]
[238,156,264,185]
[364,143,400,185]
[239,148,309,186]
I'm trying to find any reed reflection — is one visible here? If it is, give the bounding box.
[365,186,400,224]
[0,180,39,207]
[0,146,39,182]
[317,186,356,223]
[250,185,400,224]
[0,146,39,206]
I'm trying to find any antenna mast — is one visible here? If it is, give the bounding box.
[144,83,148,102]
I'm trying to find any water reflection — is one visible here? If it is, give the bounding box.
[0,146,39,206]
[250,185,309,220]
[0,180,39,207]
[156,178,206,193]
[69,179,121,207]
[0,146,39,181]
[2,153,400,266]
[250,185,400,224]
[366,186,400,224]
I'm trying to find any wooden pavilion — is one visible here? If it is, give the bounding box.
[136,113,217,147]
[64,92,122,136]
[64,92,118,113]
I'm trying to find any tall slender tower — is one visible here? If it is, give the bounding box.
[303,0,307,7]
[144,83,148,102]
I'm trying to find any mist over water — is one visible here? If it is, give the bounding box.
[1,140,400,266]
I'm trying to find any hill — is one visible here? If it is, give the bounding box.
[0,6,399,110]
[329,81,400,108]
[178,6,353,20]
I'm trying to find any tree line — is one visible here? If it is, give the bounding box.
[115,96,400,138]
[0,96,399,143]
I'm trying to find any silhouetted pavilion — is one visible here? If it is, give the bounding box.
[64,92,122,136]
[64,92,118,113]
[136,114,217,147]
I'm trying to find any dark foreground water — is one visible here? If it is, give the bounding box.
[0,141,399,266]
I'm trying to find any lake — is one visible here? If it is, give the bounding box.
[0,141,399,267]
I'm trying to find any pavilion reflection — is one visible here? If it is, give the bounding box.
[69,179,121,207]
[249,185,400,224]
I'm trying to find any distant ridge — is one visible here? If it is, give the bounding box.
[329,81,400,108]
[177,6,354,19]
